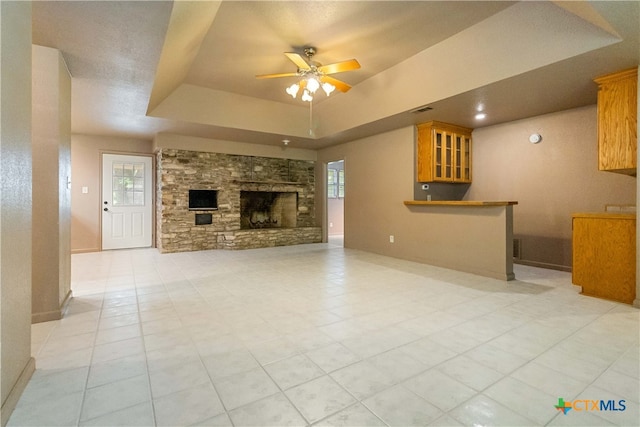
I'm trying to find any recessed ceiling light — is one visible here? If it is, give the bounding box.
[475,113,486,120]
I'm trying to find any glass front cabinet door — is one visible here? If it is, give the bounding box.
[417,121,472,183]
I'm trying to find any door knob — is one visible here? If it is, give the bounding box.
[104,207,109,212]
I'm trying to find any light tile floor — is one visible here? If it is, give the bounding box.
[9,243,639,426]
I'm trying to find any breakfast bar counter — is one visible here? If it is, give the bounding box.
[404,200,518,207]
[402,200,518,280]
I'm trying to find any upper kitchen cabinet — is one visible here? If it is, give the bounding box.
[594,68,638,176]
[417,121,472,183]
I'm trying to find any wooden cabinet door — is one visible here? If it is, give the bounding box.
[433,128,454,181]
[416,124,434,182]
[594,68,637,175]
[455,133,472,183]
[572,214,636,304]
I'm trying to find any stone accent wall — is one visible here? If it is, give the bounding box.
[156,148,320,253]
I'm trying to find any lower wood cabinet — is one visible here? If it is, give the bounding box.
[572,213,636,304]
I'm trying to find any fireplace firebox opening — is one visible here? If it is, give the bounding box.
[240,191,297,229]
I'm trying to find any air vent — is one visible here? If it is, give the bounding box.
[513,238,522,260]
[411,105,433,114]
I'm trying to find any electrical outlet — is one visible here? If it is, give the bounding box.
[389,235,394,243]
[329,222,333,227]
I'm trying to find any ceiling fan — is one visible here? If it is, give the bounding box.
[256,47,360,101]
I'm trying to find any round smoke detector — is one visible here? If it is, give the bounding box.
[529,133,542,144]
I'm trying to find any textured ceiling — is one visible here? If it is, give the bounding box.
[32,1,640,149]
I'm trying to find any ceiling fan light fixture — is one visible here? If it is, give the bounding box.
[257,47,359,103]
[285,83,300,98]
[301,89,313,102]
[322,82,335,96]
[306,77,320,94]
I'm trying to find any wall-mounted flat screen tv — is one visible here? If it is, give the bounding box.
[189,189,218,210]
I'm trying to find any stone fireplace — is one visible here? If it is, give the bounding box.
[240,191,297,229]
[156,148,321,252]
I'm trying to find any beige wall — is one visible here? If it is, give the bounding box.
[0,2,35,424]
[32,45,72,323]
[71,135,153,253]
[468,105,636,270]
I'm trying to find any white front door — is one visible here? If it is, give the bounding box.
[102,153,153,250]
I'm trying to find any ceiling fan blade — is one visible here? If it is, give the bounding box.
[284,52,311,70]
[318,59,360,75]
[255,72,299,79]
[320,75,352,93]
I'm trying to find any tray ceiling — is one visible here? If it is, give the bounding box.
[32,1,640,149]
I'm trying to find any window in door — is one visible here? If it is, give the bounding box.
[112,161,145,206]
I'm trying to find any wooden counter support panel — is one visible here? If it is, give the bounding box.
[572,213,636,304]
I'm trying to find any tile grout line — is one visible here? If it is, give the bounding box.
[134,253,159,427]
[75,253,111,427]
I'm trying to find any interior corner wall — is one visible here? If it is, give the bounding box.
[316,126,415,254]
[1,2,35,425]
[58,51,72,315]
[71,135,153,253]
[32,45,72,324]
[467,105,636,270]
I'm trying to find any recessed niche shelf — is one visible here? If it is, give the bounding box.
[189,189,218,210]
[195,213,213,225]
